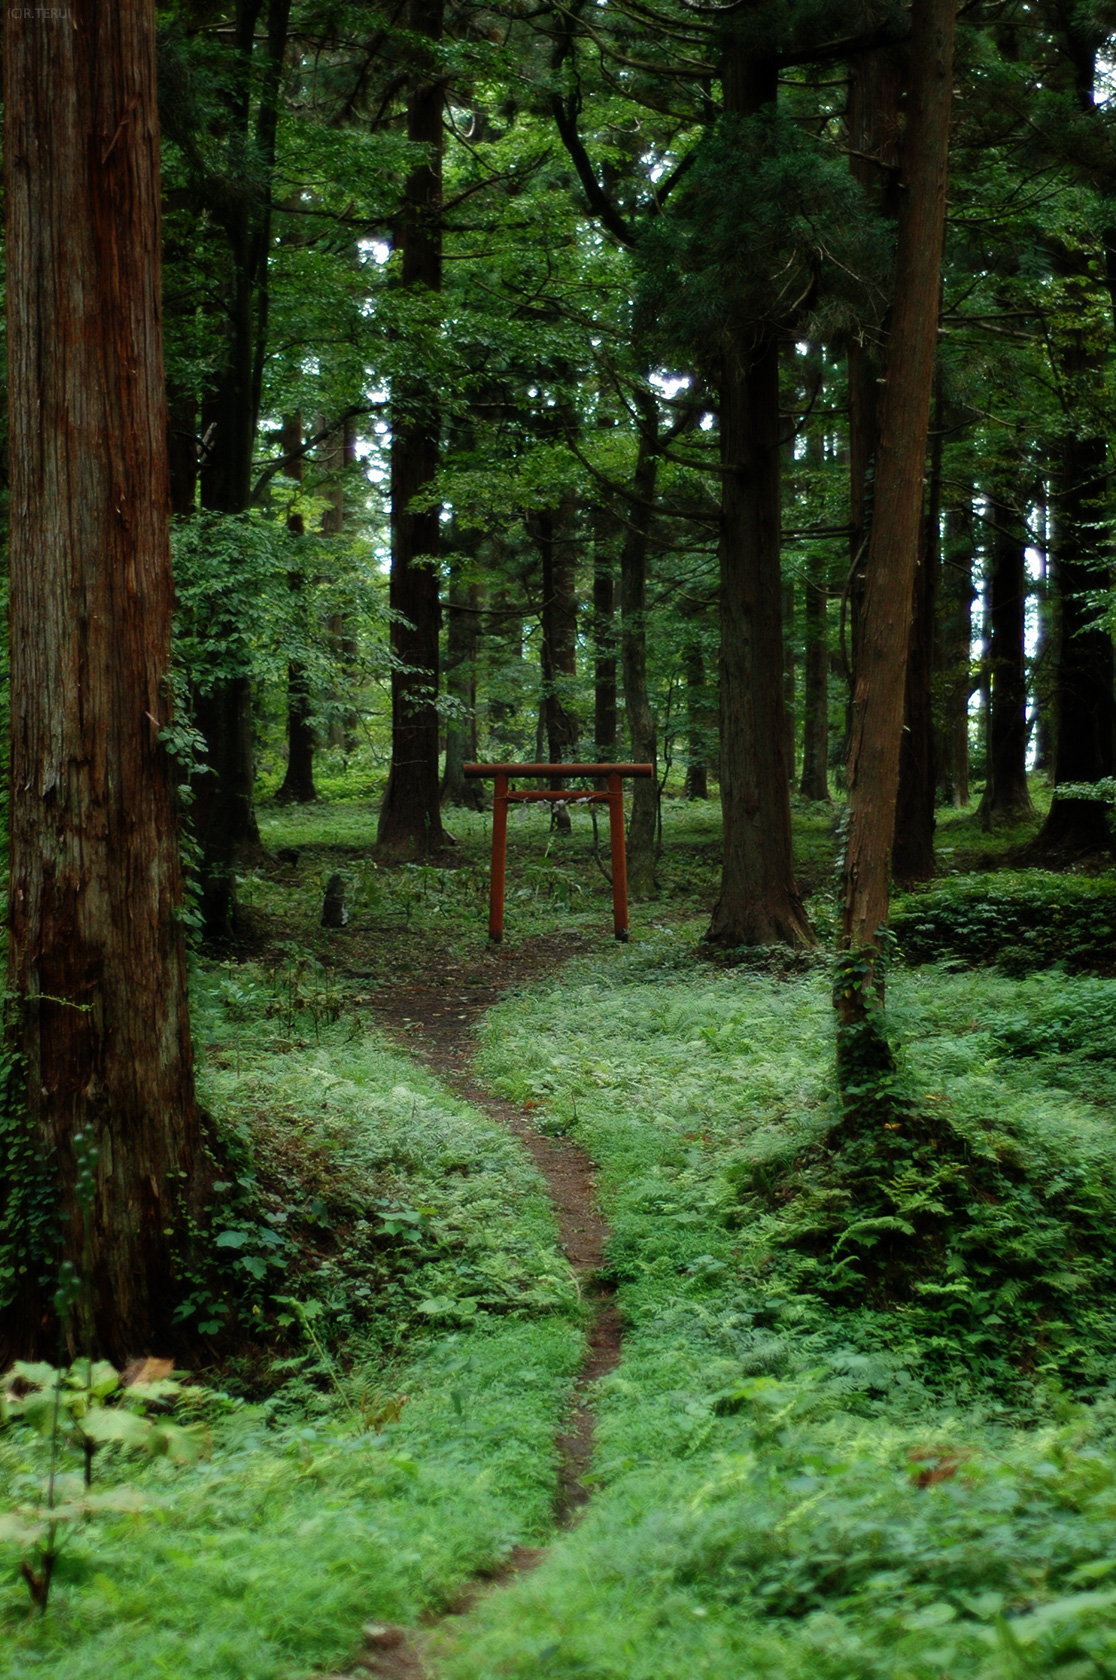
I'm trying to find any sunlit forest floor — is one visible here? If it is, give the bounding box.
[5,774,1116,1678]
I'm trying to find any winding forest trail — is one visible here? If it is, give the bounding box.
[324,931,622,1680]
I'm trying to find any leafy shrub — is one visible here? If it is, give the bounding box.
[891,871,1116,973]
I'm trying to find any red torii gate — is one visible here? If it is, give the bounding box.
[463,762,654,943]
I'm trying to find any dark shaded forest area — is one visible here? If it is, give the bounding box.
[5,1,1116,1675]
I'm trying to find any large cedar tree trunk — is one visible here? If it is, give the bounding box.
[838,0,955,1047]
[708,326,811,945]
[707,51,811,947]
[2,0,205,1362]
[377,0,447,859]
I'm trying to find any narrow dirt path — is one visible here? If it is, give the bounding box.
[321,932,622,1680]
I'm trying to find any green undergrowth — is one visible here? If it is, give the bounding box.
[187,966,580,1357]
[432,939,1116,1679]
[0,1320,579,1680]
[893,870,1116,973]
[0,998,583,1677]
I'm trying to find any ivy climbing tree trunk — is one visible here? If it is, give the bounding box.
[2,0,206,1362]
[837,0,956,1062]
[377,0,446,859]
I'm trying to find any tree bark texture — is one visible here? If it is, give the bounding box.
[708,329,811,945]
[977,491,1033,826]
[839,0,955,994]
[3,0,204,1361]
[621,414,660,898]
[707,49,811,948]
[377,0,446,859]
[1033,433,1115,854]
[275,413,318,806]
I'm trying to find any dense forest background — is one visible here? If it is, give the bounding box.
[138,0,1116,916]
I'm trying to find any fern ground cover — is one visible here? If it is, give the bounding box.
[431,937,1116,1679]
[0,1018,583,1679]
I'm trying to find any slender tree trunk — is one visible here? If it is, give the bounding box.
[783,578,797,783]
[977,490,1033,826]
[442,553,483,808]
[168,388,198,516]
[322,416,359,752]
[275,413,318,805]
[485,562,524,755]
[377,0,446,859]
[934,494,974,806]
[892,400,943,884]
[799,548,831,800]
[846,41,905,685]
[621,409,660,897]
[592,506,619,760]
[838,0,955,1053]
[538,497,580,762]
[188,1,292,934]
[2,0,205,1362]
[707,50,811,948]
[684,639,711,799]
[1031,492,1053,778]
[535,495,580,831]
[1033,432,1115,855]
